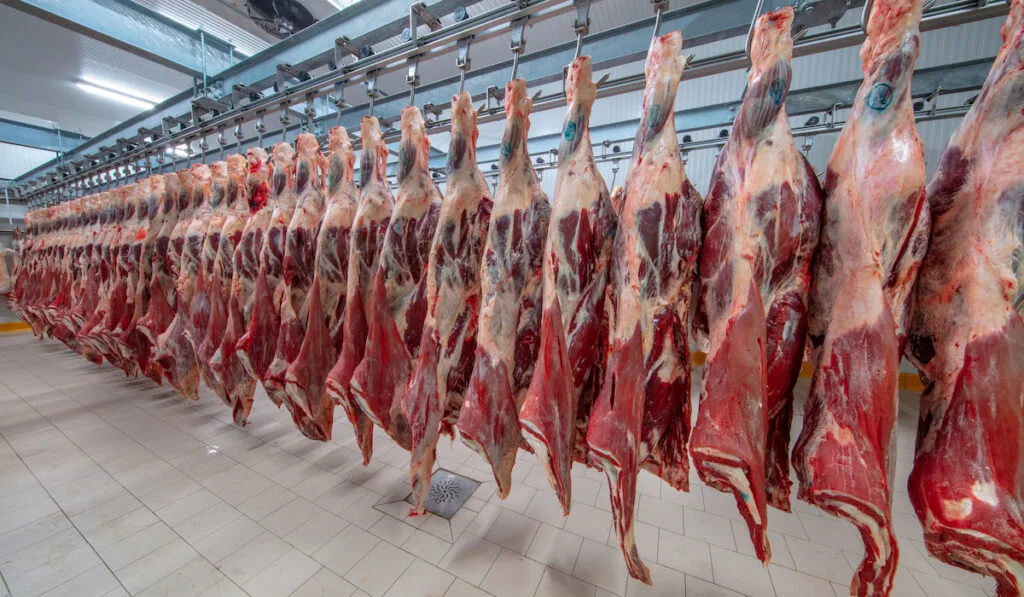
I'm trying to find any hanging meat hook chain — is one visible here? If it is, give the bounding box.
[745,0,767,58]
[456,36,473,93]
[651,0,668,40]
[509,17,528,81]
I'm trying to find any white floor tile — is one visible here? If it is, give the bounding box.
[444,579,492,597]
[344,541,414,597]
[573,538,629,595]
[564,501,613,544]
[242,548,322,597]
[114,537,198,594]
[291,567,360,597]
[683,508,735,550]
[439,534,502,586]
[37,564,120,597]
[192,515,265,564]
[658,529,713,583]
[626,562,686,597]
[285,509,350,556]
[481,549,546,597]
[536,568,597,597]
[135,557,225,597]
[402,529,453,565]
[215,531,291,585]
[384,559,455,597]
[783,535,854,585]
[314,524,380,576]
[528,522,583,574]
[485,509,540,555]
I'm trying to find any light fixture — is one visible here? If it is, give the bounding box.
[75,79,156,110]
[325,0,359,9]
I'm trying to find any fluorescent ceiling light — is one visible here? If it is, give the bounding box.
[75,80,156,110]
[165,145,189,158]
[325,0,359,9]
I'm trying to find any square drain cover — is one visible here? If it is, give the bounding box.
[406,469,480,519]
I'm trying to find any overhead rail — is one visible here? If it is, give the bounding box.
[16,0,1010,206]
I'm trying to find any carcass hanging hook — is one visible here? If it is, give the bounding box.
[407,55,421,106]
[280,103,291,144]
[861,0,873,33]
[651,0,668,41]
[255,111,266,148]
[304,93,317,133]
[332,82,346,126]
[366,69,380,116]
[745,0,766,59]
[217,127,226,160]
[509,18,527,80]
[573,0,592,60]
[456,37,473,93]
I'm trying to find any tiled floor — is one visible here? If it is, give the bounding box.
[0,331,998,597]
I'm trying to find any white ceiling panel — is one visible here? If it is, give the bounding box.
[0,143,58,180]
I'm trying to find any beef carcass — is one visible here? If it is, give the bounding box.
[586,31,703,584]
[285,127,359,441]
[403,92,493,514]
[153,163,214,399]
[236,142,297,396]
[906,3,1024,594]
[198,154,249,397]
[136,169,190,348]
[350,107,441,450]
[118,174,173,382]
[109,183,151,374]
[325,116,395,461]
[689,7,822,562]
[77,191,126,360]
[458,79,549,499]
[212,147,273,425]
[519,56,617,513]
[267,133,329,429]
[791,0,929,593]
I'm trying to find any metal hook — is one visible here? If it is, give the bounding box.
[509,18,527,81]
[651,0,668,41]
[200,137,209,163]
[407,56,421,106]
[366,70,380,116]
[333,82,347,126]
[572,0,592,60]
[305,93,317,133]
[745,0,766,59]
[280,104,291,144]
[456,37,473,93]
[256,111,266,147]
[861,0,873,33]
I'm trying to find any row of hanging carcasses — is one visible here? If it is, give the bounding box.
[5,0,1023,594]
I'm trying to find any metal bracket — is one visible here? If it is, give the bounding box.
[255,111,266,146]
[573,0,591,36]
[275,63,309,93]
[232,83,263,107]
[405,2,442,42]
[234,120,245,144]
[422,102,444,121]
[138,126,162,144]
[333,36,360,70]
[366,69,381,115]
[279,103,292,142]
[304,93,318,130]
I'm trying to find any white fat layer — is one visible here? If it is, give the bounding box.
[971,481,1000,507]
[941,497,975,520]
[699,453,762,526]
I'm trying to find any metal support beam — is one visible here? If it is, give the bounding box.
[433,58,995,170]
[0,119,89,153]
[12,0,483,188]
[1,0,236,77]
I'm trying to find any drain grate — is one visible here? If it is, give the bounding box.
[406,469,480,519]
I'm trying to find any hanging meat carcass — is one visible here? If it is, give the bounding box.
[458,78,549,499]
[77,191,129,361]
[119,174,173,383]
[136,169,190,352]
[791,0,930,593]
[285,127,359,441]
[519,56,617,514]
[108,183,151,374]
[267,133,329,430]
[198,154,249,397]
[906,2,1024,594]
[325,116,394,462]
[211,147,273,425]
[586,31,703,584]
[350,107,441,450]
[403,92,493,514]
[689,7,822,562]
[153,163,214,399]
[236,142,297,397]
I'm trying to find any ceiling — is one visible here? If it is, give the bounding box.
[0,0,363,180]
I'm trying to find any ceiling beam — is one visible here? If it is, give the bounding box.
[0,118,89,153]
[1,0,238,77]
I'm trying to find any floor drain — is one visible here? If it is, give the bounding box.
[406,469,480,519]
